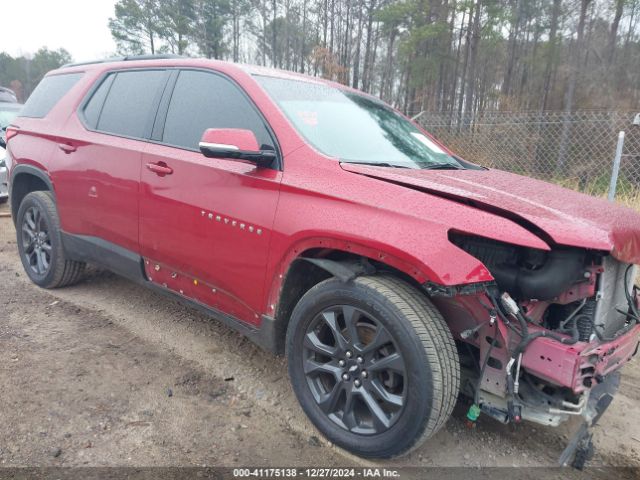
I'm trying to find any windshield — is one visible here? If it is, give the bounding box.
[256,76,464,169]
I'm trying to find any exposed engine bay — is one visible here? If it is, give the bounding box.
[449,233,639,342]
[430,233,640,468]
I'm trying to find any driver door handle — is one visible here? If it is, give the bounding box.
[146,162,173,176]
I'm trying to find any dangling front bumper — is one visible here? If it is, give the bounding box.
[519,323,640,394]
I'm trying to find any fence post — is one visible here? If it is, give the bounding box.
[608,131,625,201]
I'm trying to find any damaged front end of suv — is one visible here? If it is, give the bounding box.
[427,233,640,468]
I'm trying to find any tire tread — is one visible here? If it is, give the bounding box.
[353,275,460,455]
[19,191,85,288]
[287,274,459,458]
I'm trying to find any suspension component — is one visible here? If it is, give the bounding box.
[513,353,523,395]
[576,300,596,342]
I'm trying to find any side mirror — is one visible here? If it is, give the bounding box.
[199,128,276,167]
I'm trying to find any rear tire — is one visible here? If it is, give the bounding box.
[16,191,85,288]
[286,275,459,458]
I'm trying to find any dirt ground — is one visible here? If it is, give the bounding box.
[1,201,640,475]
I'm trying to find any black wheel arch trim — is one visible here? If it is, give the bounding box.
[10,164,55,191]
[9,164,55,224]
[301,257,376,282]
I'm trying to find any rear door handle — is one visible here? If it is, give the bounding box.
[146,162,173,176]
[58,143,77,153]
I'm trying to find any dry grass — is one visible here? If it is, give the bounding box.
[617,194,640,212]
[609,195,640,286]
[548,176,640,211]
[545,180,640,285]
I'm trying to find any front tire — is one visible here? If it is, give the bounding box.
[16,191,85,288]
[286,275,459,458]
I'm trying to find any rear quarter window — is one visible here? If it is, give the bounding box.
[20,72,83,118]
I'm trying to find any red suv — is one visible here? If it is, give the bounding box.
[6,56,640,465]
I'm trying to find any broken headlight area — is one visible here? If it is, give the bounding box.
[428,233,640,467]
[448,232,640,345]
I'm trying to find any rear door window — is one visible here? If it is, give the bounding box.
[161,70,274,151]
[20,72,83,118]
[95,70,167,139]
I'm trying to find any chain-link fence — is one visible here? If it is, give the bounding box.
[417,111,640,210]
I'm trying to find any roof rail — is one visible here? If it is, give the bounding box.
[61,54,185,69]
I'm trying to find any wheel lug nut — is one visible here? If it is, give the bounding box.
[356,356,363,364]
[361,370,368,378]
[354,379,361,387]
[338,360,346,367]
[341,373,349,381]
[345,351,353,358]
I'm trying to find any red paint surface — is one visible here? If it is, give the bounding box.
[341,164,640,264]
[201,128,260,151]
[521,324,640,393]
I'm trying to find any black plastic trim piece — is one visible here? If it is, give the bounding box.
[61,232,146,283]
[10,164,54,192]
[146,284,279,353]
[9,164,56,224]
[300,257,376,282]
[423,280,497,297]
[301,258,359,282]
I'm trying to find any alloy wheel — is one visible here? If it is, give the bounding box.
[21,206,52,276]
[302,305,406,435]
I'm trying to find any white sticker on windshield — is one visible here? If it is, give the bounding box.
[411,132,446,154]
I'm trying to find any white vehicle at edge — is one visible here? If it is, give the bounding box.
[0,145,8,204]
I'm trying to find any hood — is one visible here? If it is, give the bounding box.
[341,164,640,265]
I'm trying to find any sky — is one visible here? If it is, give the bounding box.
[2,0,118,62]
